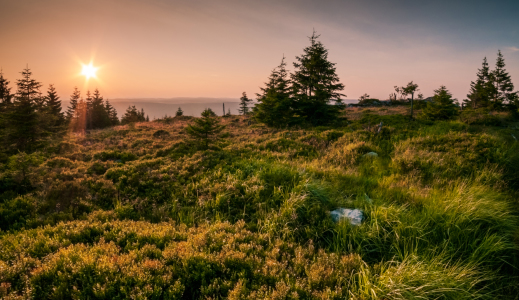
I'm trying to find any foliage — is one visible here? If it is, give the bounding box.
[291,31,346,126]
[175,106,183,117]
[0,105,518,299]
[421,85,459,120]
[186,109,225,148]
[357,98,382,107]
[254,56,294,127]
[238,92,252,115]
[121,105,146,125]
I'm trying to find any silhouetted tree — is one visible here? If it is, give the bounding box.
[422,86,459,120]
[402,81,419,118]
[66,87,80,122]
[85,90,93,129]
[238,92,252,115]
[44,84,65,131]
[105,100,119,126]
[359,93,370,101]
[176,107,183,117]
[75,98,88,133]
[291,31,345,126]
[254,56,294,127]
[0,70,13,109]
[186,108,225,149]
[89,89,111,129]
[465,57,494,109]
[67,88,88,132]
[0,71,13,136]
[491,50,516,109]
[6,67,42,151]
[121,105,146,124]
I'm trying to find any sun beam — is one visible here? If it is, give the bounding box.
[81,63,97,79]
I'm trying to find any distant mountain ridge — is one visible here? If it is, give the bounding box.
[108,97,240,104]
[61,98,359,119]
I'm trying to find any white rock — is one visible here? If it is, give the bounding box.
[330,208,364,225]
[364,152,378,157]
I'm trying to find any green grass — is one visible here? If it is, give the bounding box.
[0,110,518,299]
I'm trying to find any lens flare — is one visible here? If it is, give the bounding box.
[81,64,97,79]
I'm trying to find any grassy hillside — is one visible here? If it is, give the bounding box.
[1,107,518,299]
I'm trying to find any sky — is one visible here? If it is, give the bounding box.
[1,0,518,102]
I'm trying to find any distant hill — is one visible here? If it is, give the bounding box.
[61,97,359,119]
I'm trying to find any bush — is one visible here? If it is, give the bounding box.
[94,150,138,163]
[0,195,36,231]
[421,86,459,120]
[153,129,170,139]
[0,220,362,299]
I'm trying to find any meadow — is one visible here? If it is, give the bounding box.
[1,106,518,299]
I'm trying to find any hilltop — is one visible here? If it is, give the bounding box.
[1,106,518,299]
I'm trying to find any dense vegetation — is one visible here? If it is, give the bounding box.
[0,105,518,299]
[1,32,519,299]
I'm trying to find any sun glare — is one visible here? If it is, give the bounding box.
[81,64,97,79]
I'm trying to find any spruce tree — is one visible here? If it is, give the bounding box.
[465,57,494,109]
[254,56,294,127]
[238,92,252,115]
[74,97,88,133]
[186,108,225,149]
[0,71,13,139]
[491,50,516,109]
[0,70,13,109]
[6,67,42,152]
[121,105,146,124]
[176,107,184,117]
[44,84,65,129]
[89,89,111,129]
[291,31,345,126]
[422,86,459,120]
[105,100,119,126]
[85,90,93,129]
[66,87,81,122]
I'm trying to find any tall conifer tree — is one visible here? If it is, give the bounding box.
[291,31,345,126]
[89,89,111,129]
[0,70,13,109]
[238,92,252,115]
[66,87,81,121]
[491,50,516,108]
[465,57,494,109]
[105,100,119,126]
[254,56,294,127]
[44,84,65,129]
[6,67,42,151]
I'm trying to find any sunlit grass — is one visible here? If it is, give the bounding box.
[1,108,518,298]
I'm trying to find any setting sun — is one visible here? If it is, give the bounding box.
[81,63,97,79]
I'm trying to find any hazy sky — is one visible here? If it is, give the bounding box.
[1,0,518,101]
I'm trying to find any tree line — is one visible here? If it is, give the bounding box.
[243,33,518,125]
[251,31,345,127]
[1,33,517,157]
[0,67,152,156]
[465,50,518,112]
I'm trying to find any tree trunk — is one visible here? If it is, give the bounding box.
[410,92,414,119]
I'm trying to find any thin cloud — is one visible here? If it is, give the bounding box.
[506,46,519,52]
